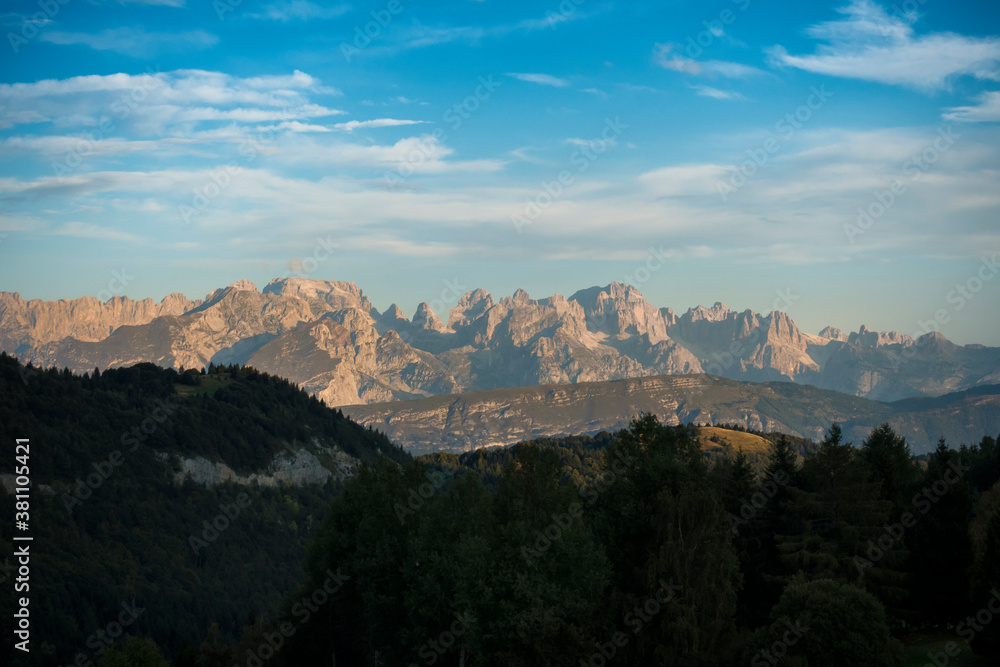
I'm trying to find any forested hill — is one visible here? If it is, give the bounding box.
[0,354,407,666]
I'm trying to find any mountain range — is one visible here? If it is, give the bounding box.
[3,278,999,407]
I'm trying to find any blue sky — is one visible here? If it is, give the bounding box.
[1,0,999,344]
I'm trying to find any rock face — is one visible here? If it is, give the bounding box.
[3,278,999,404]
[168,447,356,487]
[0,290,200,353]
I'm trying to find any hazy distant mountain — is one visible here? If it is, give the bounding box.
[342,374,1000,456]
[3,278,999,405]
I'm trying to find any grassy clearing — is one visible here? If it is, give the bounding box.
[695,426,773,455]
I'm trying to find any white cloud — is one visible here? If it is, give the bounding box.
[943,91,1000,122]
[769,0,1000,90]
[506,73,571,87]
[3,124,997,266]
[0,69,344,133]
[333,119,427,132]
[42,28,218,57]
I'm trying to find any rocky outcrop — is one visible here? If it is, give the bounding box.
[167,446,358,487]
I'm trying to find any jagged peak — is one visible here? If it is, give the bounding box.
[456,288,493,309]
[684,302,733,322]
[262,277,362,297]
[228,279,259,293]
[568,282,648,309]
[382,304,406,320]
[413,302,448,332]
[819,325,847,341]
[849,325,913,349]
[448,289,494,329]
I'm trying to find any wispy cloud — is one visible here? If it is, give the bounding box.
[768,0,1000,90]
[249,1,349,22]
[51,222,143,243]
[41,27,218,57]
[381,10,595,53]
[113,0,186,6]
[654,44,764,78]
[943,91,1000,122]
[507,73,571,87]
[691,85,745,100]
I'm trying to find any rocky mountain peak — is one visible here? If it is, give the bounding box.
[413,303,448,332]
[448,289,494,329]
[849,325,912,349]
[819,326,848,341]
[684,302,734,323]
[384,304,406,320]
[568,283,669,340]
[262,278,375,316]
[228,279,258,293]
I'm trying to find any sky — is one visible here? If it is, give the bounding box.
[0,0,998,345]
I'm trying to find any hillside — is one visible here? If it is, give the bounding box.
[0,354,406,666]
[343,373,1000,455]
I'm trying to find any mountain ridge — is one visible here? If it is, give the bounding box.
[4,277,999,405]
[340,373,1000,456]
